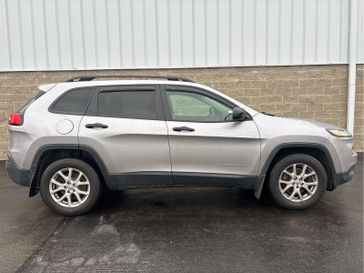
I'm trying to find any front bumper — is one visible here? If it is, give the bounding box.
[5,154,32,187]
[331,151,358,190]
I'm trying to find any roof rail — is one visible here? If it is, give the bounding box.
[65,75,195,83]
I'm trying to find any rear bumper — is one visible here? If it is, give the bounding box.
[5,154,32,187]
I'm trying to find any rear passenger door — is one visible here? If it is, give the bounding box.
[78,85,171,187]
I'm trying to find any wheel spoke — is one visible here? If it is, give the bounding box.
[74,192,82,203]
[66,194,72,207]
[76,189,89,195]
[58,193,67,203]
[297,190,303,200]
[76,181,89,186]
[289,189,297,200]
[282,184,293,193]
[301,164,308,176]
[303,171,317,179]
[283,170,294,178]
[50,179,64,187]
[292,164,297,176]
[50,188,63,194]
[57,171,68,181]
[304,181,318,186]
[302,185,313,195]
[279,179,292,185]
[75,172,83,183]
[68,168,73,180]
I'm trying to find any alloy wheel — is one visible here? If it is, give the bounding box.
[49,167,90,208]
[278,163,319,202]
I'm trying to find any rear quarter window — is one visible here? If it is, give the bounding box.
[50,87,94,115]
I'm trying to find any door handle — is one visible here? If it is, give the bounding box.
[173,126,195,132]
[85,123,108,129]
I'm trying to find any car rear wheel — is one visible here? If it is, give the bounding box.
[268,154,327,209]
[40,158,101,216]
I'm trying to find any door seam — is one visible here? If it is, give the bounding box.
[158,84,174,185]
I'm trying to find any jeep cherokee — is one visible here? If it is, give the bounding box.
[5,75,358,216]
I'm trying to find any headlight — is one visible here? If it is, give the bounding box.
[326,129,352,137]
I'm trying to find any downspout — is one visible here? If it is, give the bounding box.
[347,0,357,134]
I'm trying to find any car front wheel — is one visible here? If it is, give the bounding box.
[268,154,327,209]
[40,158,101,216]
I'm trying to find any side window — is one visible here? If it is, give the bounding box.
[51,88,93,115]
[97,90,157,120]
[166,91,233,122]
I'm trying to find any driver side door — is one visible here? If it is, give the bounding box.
[161,85,261,186]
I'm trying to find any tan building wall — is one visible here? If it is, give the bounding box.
[0,64,363,159]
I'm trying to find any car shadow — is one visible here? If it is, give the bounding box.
[89,187,273,217]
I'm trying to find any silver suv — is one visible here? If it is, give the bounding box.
[6,75,357,216]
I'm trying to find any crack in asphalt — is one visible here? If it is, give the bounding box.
[15,218,69,273]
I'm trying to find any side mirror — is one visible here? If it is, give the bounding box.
[232,107,249,121]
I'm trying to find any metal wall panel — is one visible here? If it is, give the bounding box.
[0,0,363,71]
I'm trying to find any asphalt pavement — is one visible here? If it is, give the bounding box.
[0,154,363,273]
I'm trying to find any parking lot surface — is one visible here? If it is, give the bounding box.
[0,154,362,273]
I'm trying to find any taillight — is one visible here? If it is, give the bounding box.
[8,113,23,126]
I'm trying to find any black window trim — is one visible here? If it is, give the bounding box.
[85,84,165,121]
[160,84,250,123]
[48,86,96,116]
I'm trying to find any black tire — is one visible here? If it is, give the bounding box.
[268,154,327,210]
[40,158,101,216]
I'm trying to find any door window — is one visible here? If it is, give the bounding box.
[97,90,157,120]
[166,91,233,122]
